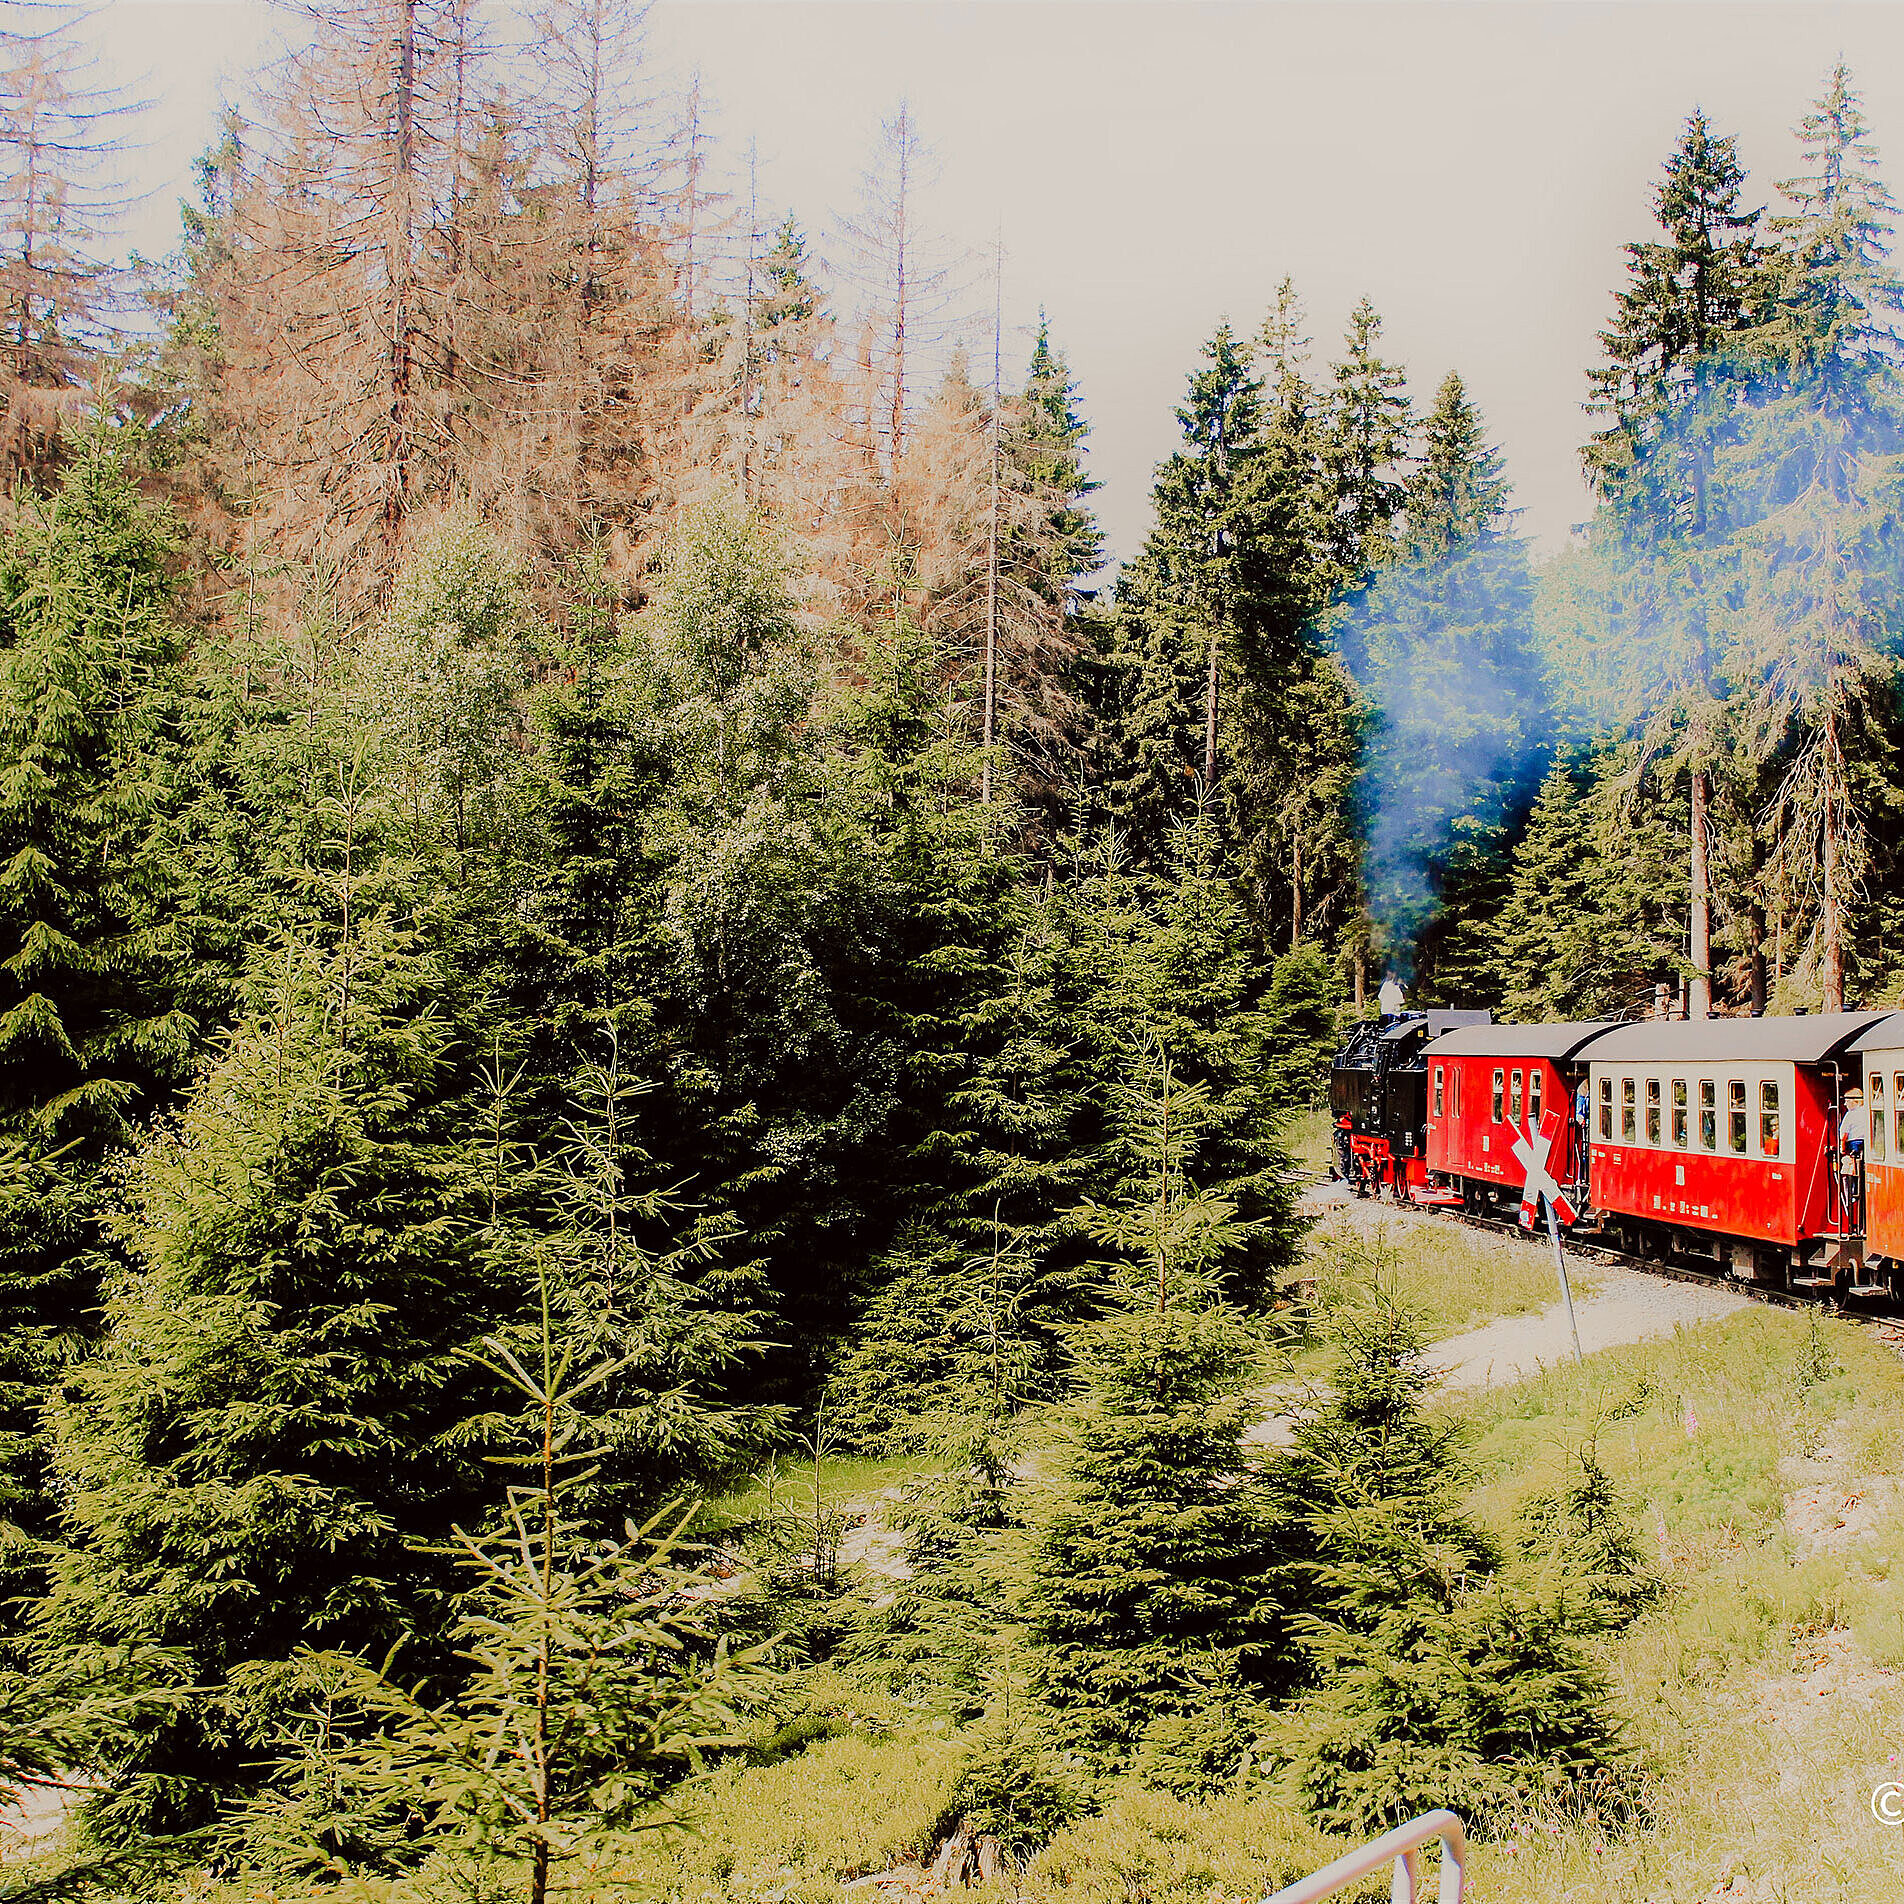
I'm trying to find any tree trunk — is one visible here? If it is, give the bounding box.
[1688,768,1711,1018]
[888,115,910,462]
[1822,771,1845,1014]
[1290,829,1304,951]
[1202,631,1218,786]
[383,0,421,572]
[1747,826,1768,1015]
[980,248,1000,805]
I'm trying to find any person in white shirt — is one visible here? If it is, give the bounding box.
[1840,1087,1868,1224]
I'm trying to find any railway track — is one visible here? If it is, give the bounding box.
[1300,1168,1902,1321]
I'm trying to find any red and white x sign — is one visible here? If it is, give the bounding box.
[1512,1106,1578,1229]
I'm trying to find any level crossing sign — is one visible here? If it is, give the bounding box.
[1510,1107,1578,1228]
[1509,1105,1584,1365]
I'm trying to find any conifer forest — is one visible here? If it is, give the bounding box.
[9,6,1904,1902]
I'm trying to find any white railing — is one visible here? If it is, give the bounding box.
[1262,1810,1468,1904]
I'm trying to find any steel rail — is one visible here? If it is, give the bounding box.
[1261,1809,1467,1904]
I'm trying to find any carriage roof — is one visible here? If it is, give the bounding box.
[1423,1021,1618,1061]
[1848,1013,1904,1056]
[1587,1011,1893,1066]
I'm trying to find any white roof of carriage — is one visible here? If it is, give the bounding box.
[1590,1011,1894,1066]
[1848,1013,1904,1055]
[1424,1021,1619,1061]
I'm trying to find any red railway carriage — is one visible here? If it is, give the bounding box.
[1423,1022,1614,1209]
[1853,1016,1904,1283]
[1584,1012,1890,1266]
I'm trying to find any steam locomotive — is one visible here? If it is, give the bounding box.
[1328,1008,1904,1299]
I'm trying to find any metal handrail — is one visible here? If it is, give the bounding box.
[1262,1809,1467,1904]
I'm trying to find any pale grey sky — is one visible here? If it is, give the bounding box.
[85,2,1904,563]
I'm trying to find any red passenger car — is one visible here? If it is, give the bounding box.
[1423,1022,1614,1213]
[1854,1016,1904,1293]
[1584,1012,1889,1278]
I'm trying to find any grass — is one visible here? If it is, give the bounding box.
[1299,1203,1596,1342]
[1280,1104,1335,1175]
[700,1449,941,1536]
[1454,1307,1904,1904]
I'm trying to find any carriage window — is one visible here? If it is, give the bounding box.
[1530,1071,1543,1125]
[1645,1078,1661,1144]
[1875,1074,1890,1164]
[1760,1079,1781,1157]
[1728,1079,1747,1154]
[1672,1078,1689,1149]
[1622,1077,1636,1140]
[1699,1078,1717,1151]
[1454,1068,1462,1118]
[1492,1069,1504,1123]
[1433,1066,1444,1119]
[1510,1070,1524,1125]
[1894,1073,1904,1153]
[1599,1076,1614,1140]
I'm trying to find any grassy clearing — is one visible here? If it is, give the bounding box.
[1452,1307,1904,1904]
[700,1450,941,1535]
[1300,1204,1593,1342]
[1280,1105,1335,1175]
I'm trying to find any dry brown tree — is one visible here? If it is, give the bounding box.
[0,6,142,479]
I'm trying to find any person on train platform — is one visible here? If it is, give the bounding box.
[1840,1087,1868,1225]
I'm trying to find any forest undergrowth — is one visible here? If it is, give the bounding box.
[576,1302,1904,1904]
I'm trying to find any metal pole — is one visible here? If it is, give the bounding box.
[1545,1193,1583,1366]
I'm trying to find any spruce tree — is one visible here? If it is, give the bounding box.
[0,433,205,1592]
[990,319,1105,817]
[1104,324,1266,852]
[1697,65,1904,1009]
[520,539,670,1057]
[1104,317,1328,877]
[758,213,822,340]
[1267,1276,1630,1833]
[1758,61,1903,387]
[1021,1304,1281,1774]
[1586,108,1766,530]
[246,1271,772,1904]
[1009,318,1105,612]
[39,923,510,1840]
[1319,298,1412,586]
[1402,371,1512,556]
[1058,810,1300,1309]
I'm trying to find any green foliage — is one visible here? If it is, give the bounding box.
[947,1719,1092,1861]
[0,433,207,1576]
[1258,945,1337,1115]
[365,507,531,863]
[1266,1285,1632,1834]
[1514,1439,1659,1632]
[246,1276,772,1904]
[1333,371,1546,985]
[1022,1305,1281,1771]
[39,923,507,1839]
[1487,743,1686,1018]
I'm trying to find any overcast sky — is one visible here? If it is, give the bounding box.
[82,1,1904,565]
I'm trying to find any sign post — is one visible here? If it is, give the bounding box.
[1511,1107,1584,1367]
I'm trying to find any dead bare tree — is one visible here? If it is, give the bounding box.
[833,102,958,472]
